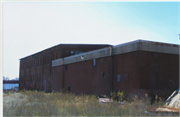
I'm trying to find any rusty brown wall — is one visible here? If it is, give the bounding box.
[19,44,179,98]
[19,44,110,91]
[61,57,112,95]
[137,51,179,98]
[52,66,64,92]
[138,51,179,90]
[113,51,179,98]
[19,45,61,91]
[53,51,140,96]
[113,51,140,95]
[52,50,179,98]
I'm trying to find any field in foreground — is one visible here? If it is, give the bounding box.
[3,90,179,116]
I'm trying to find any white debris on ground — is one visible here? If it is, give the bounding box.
[164,88,180,108]
[153,88,180,114]
[148,88,180,114]
[156,107,180,113]
[99,98,113,103]
[166,93,180,108]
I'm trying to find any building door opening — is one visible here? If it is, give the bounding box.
[43,80,46,91]
[68,85,71,91]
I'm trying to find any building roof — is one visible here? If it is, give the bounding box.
[19,43,111,60]
[52,39,179,67]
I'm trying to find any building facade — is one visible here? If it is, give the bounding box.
[19,44,110,92]
[19,40,179,98]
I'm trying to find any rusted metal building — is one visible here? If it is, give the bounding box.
[19,40,179,98]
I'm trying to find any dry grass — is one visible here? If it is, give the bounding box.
[3,90,179,116]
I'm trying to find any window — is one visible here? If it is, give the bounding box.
[101,72,106,79]
[64,65,68,71]
[25,63,27,69]
[71,51,84,56]
[41,74,42,82]
[39,58,41,66]
[93,59,96,66]
[52,53,54,60]
[124,74,129,81]
[37,75,39,83]
[39,75,40,83]
[31,75,33,83]
[38,58,39,66]
[37,75,38,83]
[54,53,58,59]
[47,56,49,64]
[56,53,58,59]
[152,52,157,57]
[44,56,46,65]
[68,85,71,91]
[71,51,74,55]
[29,61,31,68]
[117,74,121,82]
[48,56,50,64]
[78,52,84,54]
[41,57,42,65]
[32,75,34,83]
[54,54,56,59]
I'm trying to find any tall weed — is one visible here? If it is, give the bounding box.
[3,91,170,116]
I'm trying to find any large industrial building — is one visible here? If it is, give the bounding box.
[19,44,110,92]
[19,40,179,98]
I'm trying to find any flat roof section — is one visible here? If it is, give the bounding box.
[52,47,112,67]
[52,40,179,67]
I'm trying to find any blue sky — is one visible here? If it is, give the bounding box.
[2,2,180,79]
